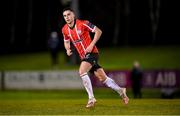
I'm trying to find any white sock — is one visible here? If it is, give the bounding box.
[81,73,94,99]
[103,77,122,95]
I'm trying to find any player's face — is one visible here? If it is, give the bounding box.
[63,10,75,24]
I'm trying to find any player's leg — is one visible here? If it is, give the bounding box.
[94,68,129,104]
[79,61,96,108]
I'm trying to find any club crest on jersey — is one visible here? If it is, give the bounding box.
[77,30,81,34]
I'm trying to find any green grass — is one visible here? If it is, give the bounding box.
[0,46,180,70]
[0,89,180,115]
[0,88,162,100]
[1,99,180,115]
[99,46,180,70]
[0,52,78,70]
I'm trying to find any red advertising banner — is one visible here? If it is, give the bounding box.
[90,70,180,88]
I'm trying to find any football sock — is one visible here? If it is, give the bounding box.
[81,73,94,99]
[103,77,122,95]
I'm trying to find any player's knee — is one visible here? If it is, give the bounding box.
[96,73,106,82]
[100,76,106,82]
[99,77,105,82]
[79,69,87,77]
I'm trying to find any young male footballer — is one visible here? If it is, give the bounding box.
[61,7,129,108]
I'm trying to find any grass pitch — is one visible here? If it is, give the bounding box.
[1,99,180,115]
[0,89,180,115]
[0,46,180,70]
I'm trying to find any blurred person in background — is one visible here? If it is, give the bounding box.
[61,7,129,108]
[48,31,60,69]
[130,61,143,98]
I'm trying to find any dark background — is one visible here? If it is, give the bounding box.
[1,0,180,54]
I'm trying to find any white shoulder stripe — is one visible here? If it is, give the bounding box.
[83,24,96,32]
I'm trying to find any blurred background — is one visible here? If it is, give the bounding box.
[0,0,180,99]
[1,0,180,54]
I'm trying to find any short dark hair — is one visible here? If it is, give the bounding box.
[62,7,74,13]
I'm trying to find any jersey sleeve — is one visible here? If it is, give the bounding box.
[62,28,70,42]
[83,20,96,32]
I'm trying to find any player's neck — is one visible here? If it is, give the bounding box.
[68,19,76,29]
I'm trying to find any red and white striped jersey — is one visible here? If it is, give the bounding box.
[62,19,99,59]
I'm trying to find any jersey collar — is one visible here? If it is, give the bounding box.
[69,19,76,29]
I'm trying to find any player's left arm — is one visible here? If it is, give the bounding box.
[86,26,102,53]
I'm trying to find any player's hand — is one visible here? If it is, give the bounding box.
[85,44,94,53]
[66,49,72,56]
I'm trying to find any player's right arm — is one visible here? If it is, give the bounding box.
[64,40,72,56]
[62,28,72,56]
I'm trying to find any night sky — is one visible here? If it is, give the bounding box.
[1,0,180,54]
